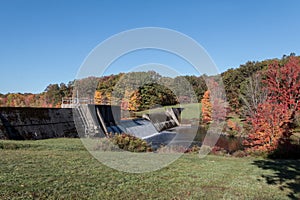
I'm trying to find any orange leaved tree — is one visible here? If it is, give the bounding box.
[201,78,227,124]
[128,90,141,112]
[201,90,212,124]
[244,56,300,153]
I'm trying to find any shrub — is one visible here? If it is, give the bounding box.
[111,133,152,152]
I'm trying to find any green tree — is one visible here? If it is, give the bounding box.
[137,83,178,111]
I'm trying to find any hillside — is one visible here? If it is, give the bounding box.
[0,53,297,111]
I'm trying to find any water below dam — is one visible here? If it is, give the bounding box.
[145,126,243,152]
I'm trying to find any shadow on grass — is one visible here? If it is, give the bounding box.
[252,159,300,199]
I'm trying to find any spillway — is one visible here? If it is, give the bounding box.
[0,104,185,146]
[74,104,183,145]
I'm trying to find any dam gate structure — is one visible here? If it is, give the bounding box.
[62,97,184,142]
[73,104,183,140]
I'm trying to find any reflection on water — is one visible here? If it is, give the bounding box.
[146,126,244,153]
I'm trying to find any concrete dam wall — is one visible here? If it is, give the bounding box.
[0,107,77,140]
[0,105,182,141]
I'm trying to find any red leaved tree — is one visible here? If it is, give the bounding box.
[244,102,291,152]
[266,57,300,126]
[245,57,300,152]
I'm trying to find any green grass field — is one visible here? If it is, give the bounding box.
[0,138,299,199]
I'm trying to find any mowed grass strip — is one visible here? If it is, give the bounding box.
[0,138,298,199]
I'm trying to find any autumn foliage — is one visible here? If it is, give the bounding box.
[0,84,73,108]
[244,57,300,153]
[201,90,212,124]
[244,103,290,152]
[128,90,141,111]
[227,119,242,133]
[201,79,227,124]
[94,91,112,105]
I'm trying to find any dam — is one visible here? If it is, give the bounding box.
[0,107,77,140]
[0,102,184,146]
[72,104,184,146]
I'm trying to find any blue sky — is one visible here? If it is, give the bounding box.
[1,0,300,93]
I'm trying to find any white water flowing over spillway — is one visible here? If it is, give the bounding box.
[107,119,158,138]
[74,104,193,148]
[106,117,183,149]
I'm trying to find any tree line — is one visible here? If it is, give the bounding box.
[201,54,300,155]
[0,53,299,156]
[0,53,297,112]
[0,82,73,108]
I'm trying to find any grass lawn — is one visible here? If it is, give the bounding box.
[0,138,299,199]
